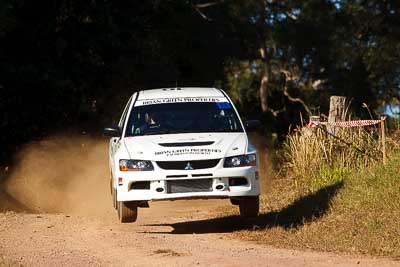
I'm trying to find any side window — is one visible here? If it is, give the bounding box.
[118,95,134,129]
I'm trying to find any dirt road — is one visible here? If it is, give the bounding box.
[0,137,398,266]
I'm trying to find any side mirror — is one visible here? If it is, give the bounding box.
[244,120,261,132]
[103,126,121,137]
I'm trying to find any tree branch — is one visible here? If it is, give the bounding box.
[191,1,224,21]
[193,7,212,21]
[193,1,223,8]
[281,70,312,116]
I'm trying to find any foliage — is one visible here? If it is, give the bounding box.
[0,0,243,159]
[285,122,400,192]
[0,0,400,158]
[222,0,400,130]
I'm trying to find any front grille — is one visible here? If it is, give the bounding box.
[166,174,188,178]
[156,159,220,170]
[191,173,213,177]
[167,179,213,193]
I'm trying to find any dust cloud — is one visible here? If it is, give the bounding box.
[0,136,112,215]
[0,134,272,215]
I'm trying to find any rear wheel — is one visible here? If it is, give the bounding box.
[239,196,259,218]
[117,201,138,223]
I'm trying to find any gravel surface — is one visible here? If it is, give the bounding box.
[0,137,398,266]
[0,199,399,267]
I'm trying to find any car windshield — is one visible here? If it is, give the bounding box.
[125,102,243,136]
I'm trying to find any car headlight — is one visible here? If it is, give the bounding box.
[223,154,256,168]
[119,159,154,171]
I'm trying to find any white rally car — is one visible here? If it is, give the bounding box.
[104,87,260,223]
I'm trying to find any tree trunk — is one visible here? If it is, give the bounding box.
[258,47,269,113]
[328,96,347,135]
[259,75,268,112]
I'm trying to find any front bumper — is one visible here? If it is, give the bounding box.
[115,165,260,202]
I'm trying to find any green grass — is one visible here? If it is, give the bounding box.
[285,126,388,192]
[230,153,400,257]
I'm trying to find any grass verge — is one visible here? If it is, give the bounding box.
[227,153,400,257]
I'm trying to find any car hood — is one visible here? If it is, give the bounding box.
[123,132,248,161]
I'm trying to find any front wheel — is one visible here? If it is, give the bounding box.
[112,187,117,210]
[230,198,240,205]
[239,196,259,218]
[117,201,138,223]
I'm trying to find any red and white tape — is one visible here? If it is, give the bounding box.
[308,117,386,129]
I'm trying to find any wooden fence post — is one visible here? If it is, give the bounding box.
[328,96,347,135]
[381,116,387,165]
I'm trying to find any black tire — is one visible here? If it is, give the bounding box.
[117,201,138,223]
[112,187,117,210]
[230,198,240,205]
[239,196,259,218]
[110,178,113,195]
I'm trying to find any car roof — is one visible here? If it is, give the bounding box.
[136,87,225,100]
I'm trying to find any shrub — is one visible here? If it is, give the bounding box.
[285,124,394,192]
